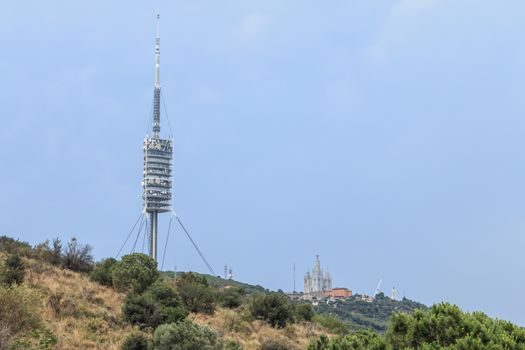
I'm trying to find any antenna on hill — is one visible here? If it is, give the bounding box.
[293,263,296,293]
[118,12,217,276]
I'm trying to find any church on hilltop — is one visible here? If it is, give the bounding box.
[304,255,332,295]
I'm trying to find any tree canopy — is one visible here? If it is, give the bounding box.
[112,253,159,293]
[309,303,525,350]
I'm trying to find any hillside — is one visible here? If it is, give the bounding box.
[4,235,521,350]
[161,271,268,296]
[163,271,426,333]
[0,236,333,349]
[0,235,427,350]
[315,293,427,332]
[0,254,131,349]
[161,270,426,334]
[0,254,334,349]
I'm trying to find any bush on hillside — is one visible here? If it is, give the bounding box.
[121,332,149,350]
[220,287,245,309]
[0,285,42,349]
[175,271,209,287]
[0,236,32,257]
[259,337,296,350]
[122,280,187,329]
[308,330,385,350]
[48,291,77,318]
[91,258,118,287]
[8,327,57,350]
[112,253,159,293]
[152,320,222,350]
[1,254,25,286]
[312,314,349,336]
[144,279,183,307]
[176,272,216,314]
[294,303,315,322]
[33,238,63,266]
[177,282,216,315]
[62,237,94,272]
[223,339,243,350]
[250,293,293,328]
[122,293,158,328]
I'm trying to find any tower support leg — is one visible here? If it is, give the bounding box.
[150,211,158,262]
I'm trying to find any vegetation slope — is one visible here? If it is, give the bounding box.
[2,234,524,350]
[0,236,332,349]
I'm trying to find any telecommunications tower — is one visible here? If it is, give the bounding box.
[142,12,173,262]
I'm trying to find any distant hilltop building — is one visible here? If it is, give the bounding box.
[300,255,352,301]
[304,255,332,295]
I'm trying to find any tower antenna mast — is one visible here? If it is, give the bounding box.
[153,11,161,139]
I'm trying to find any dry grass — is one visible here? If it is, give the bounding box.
[189,307,329,350]
[23,258,134,350]
[7,257,329,350]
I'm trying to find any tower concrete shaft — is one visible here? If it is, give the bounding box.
[149,211,158,260]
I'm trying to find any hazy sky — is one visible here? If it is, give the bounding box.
[2,0,525,325]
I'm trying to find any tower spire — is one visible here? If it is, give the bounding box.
[152,11,161,139]
[155,11,160,89]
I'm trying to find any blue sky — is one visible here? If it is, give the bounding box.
[2,1,525,325]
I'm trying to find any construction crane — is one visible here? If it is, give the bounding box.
[373,278,383,298]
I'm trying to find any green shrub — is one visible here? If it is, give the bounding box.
[0,285,42,349]
[250,293,293,328]
[259,337,295,350]
[145,279,184,307]
[113,253,159,293]
[144,279,187,324]
[223,339,243,350]
[121,332,149,350]
[294,303,315,322]
[33,238,63,266]
[175,271,209,287]
[91,258,117,287]
[220,287,245,309]
[62,237,94,272]
[313,314,349,335]
[152,320,222,350]
[49,238,63,265]
[8,327,58,350]
[0,236,32,257]
[176,272,216,314]
[308,330,386,350]
[122,280,186,328]
[307,334,329,350]
[122,293,158,328]
[1,254,25,286]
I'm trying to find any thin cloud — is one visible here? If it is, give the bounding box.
[237,13,269,41]
[364,0,437,64]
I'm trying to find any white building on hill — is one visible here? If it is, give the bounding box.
[304,255,332,295]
